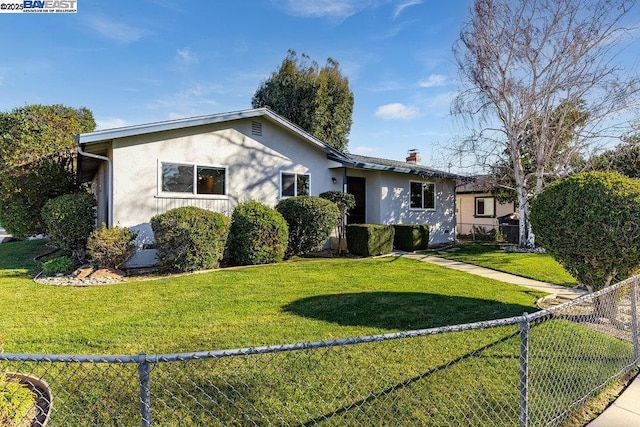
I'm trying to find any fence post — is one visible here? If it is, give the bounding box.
[138,352,152,427]
[631,278,640,364]
[519,312,530,427]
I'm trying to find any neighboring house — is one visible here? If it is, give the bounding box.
[456,175,516,238]
[77,108,459,267]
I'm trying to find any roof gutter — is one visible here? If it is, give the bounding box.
[77,138,112,227]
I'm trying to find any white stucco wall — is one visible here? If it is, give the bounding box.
[105,118,342,266]
[348,170,457,245]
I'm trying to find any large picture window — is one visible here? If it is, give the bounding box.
[161,162,226,196]
[475,196,495,217]
[281,172,310,197]
[410,181,435,209]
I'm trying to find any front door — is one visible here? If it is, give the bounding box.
[347,176,366,224]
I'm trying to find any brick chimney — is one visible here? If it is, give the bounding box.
[406,149,421,164]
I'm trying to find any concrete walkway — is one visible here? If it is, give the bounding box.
[395,251,639,427]
[396,251,586,299]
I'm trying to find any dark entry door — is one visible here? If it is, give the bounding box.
[347,176,366,224]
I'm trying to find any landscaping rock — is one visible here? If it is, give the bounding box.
[36,267,126,287]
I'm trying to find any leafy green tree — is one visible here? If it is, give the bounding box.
[590,126,640,178]
[531,172,640,292]
[0,104,95,237]
[252,50,354,151]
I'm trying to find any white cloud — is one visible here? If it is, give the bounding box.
[418,74,449,88]
[393,0,422,19]
[149,84,223,113]
[375,103,419,120]
[425,90,458,110]
[175,47,198,65]
[273,0,376,19]
[352,145,376,155]
[96,117,130,130]
[85,15,151,43]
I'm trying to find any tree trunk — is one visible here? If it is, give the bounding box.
[516,191,535,249]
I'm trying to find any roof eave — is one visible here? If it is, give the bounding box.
[329,154,459,179]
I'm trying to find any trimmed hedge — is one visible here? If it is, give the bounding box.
[393,224,429,251]
[87,224,138,269]
[531,171,640,291]
[276,196,339,257]
[229,201,288,265]
[151,207,230,272]
[41,192,96,261]
[346,224,395,257]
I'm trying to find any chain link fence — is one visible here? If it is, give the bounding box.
[2,275,639,426]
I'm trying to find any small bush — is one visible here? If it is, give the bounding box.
[393,224,430,251]
[229,201,288,265]
[0,375,37,426]
[151,207,230,272]
[87,224,138,269]
[42,256,75,276]
[276,196,340,257]
[347,224,395,256]
[41,193,96,261]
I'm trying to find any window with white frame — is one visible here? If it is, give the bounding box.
[161,162,226,196]
[475,196,495,217]
[281,172,310,197]
[410,181,435,209]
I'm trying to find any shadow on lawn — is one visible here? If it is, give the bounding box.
[283,292,534,330]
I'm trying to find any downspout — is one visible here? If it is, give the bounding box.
[77,139,113,228]
[342,167,348,193]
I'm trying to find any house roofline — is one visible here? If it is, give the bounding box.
[77,108,346,158]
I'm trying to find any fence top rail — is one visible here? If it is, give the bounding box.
[1,274,637,364]
[0,314,528,364]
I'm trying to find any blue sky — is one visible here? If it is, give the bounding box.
[3,0,638,170]
[1,0,472,166]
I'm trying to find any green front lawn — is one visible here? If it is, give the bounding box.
[0,240,545,354]
[0,240,628,426]
[432,242,578,286]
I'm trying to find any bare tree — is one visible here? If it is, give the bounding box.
[452,0,640,248]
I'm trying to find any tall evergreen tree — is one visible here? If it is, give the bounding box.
[252,50,354,151]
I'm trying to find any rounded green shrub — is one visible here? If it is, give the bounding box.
[0,157,78,238]
[151,207,230,272]
[531,171,640,291]
[276,196,339,257]
[87,224,138,269]
[229,201,288,265]
[42,256,74,276]
[41,193,96,261]
[0,375,37,426]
